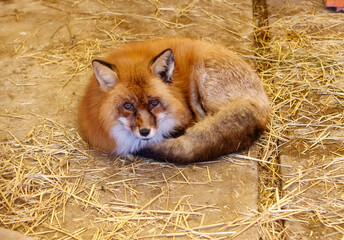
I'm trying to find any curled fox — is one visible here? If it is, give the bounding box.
[79,38,270,163]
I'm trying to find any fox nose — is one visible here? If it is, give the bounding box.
[139,128,151,137]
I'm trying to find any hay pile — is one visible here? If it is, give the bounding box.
[253,6,344,239]
[0,118,91,238]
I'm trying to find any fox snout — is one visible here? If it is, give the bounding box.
[134,127,157,140]
[139,128,151,137]
[131,109,157,140]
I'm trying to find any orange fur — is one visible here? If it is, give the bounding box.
[78,38,270,163]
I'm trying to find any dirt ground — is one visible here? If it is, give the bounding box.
[1,0,344,239]
[1,0,260,239]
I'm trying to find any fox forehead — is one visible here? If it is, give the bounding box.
[112,77,163,104]
[110,57,154,87]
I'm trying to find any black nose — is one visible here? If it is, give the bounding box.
[139,128,150,137]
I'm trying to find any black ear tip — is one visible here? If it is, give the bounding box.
[166,49,174,58]
[92,59,114,70]
[92,60,100,69]
[166,48,173,54]
[92,59,103,64]
[168,49,174,58]
[151,48,174,64]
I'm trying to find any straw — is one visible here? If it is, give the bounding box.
[2,0,344,239]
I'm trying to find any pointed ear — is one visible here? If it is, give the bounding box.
[92,59,118,91]
[151,49,174,83]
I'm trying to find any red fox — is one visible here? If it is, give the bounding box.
[79,38,270,163]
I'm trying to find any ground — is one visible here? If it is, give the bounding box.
[0,0,343,239]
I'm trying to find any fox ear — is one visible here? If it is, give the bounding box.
[151,49,174,83]
[92,59,118,91]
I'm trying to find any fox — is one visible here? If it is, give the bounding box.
[78,38,270,163]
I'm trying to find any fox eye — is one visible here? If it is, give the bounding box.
[123,102,134,111]
[150,99,160,108]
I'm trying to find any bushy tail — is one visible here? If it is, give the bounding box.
[138,98,269,163]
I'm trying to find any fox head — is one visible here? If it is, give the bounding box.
[91,48,191,155]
